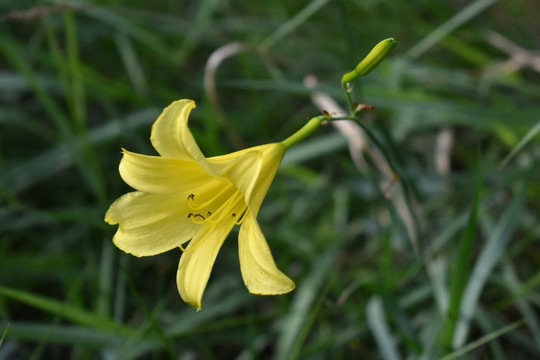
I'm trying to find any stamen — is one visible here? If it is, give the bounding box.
[187,184,234,210]
[186,183,249,226]
[187,213,206,224]
[234,209,248,225]
[206,192,245,224]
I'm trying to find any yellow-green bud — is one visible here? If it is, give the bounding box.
[342,38,396,84]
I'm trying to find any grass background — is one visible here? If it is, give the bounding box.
[1,0,540,359]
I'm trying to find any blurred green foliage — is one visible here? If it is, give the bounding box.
[1,0,539,359]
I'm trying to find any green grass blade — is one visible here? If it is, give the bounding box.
[453,187,525,348]
[431,257,450,316]
[0,108,160,194]
[418,310,443,360]
[64,8,87,133]
[474,308,507,360]
[438,174,481,353]
[367,296,401,360]
[177,0,221,64]
[0,323,9,348]
[273,249,338,360]
[0,322,131,347]
[43,16,71,111]
[260,0,330,51]
[0,35,72,138]
[502,261,540,348]
[80,5,170,58]
[403,0,499,61]
[497,268,540,309]
[289,273,334,359]
[0,30,105,202]
[97,239,114,317]
[498,120,540,169]
[439,320,524,360]
[114,33,148,95]
[0,286,132,336]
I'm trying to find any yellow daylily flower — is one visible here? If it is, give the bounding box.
[105,99,325,310]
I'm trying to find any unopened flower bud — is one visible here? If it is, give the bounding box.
[342,38,396,84]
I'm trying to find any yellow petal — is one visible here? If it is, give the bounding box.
[243,144,285,216]
[150,99,285,212]
[119,149,210,194]
[150,99,204,161]
[177,221,236,310]
[207,143,285,216]
[238,213,295,295]
[151,99,232,180]
[105,191,199,256]
[207,149,263,200]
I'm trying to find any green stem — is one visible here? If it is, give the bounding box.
[281,115,325,150]
[342,81,355,114]
[352,120,399,176]
[281,112,400,182]
[307,115,400,177]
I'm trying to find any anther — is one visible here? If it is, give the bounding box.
[194,214,205,221]
[187,212,207,224]
[234,210,248,225]
[188,194,195,200]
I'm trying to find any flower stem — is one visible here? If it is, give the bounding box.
[342,81,355,114]
[281,115,325,150]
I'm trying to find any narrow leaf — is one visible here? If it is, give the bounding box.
[438,175,481,353]
[0,286,132,336]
